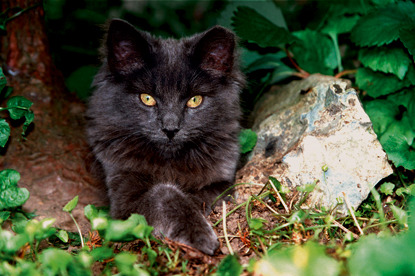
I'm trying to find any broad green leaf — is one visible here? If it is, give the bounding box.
[105,214,143,241]
[255,242,340,276]
[232,6,297,49]
[356,67,409,98]
[90,246,114,262]
[321,15,360,35]
[76,251,93,269]
[0,169,29,210]
[84,204,98,221]
[0,211,10,223]
[217,254,243,276]
[91,217,108,231]
[383,135,415,170]
[239,129,257,154]
[63,195,78,213]
[244,52,286,73]
[40,248,73,274]
[400,27,415,61]
[6,96,33,120]
[55,230,69,243]
[351,2,415,47]
[359,47,411,80]
[0,119,10,147]
[291,29,337,75]
[379,182,395,195]
[115,252,138,274]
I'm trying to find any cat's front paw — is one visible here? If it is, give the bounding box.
[171,218,219,255]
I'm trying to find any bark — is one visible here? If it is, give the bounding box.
[0,0,104,232]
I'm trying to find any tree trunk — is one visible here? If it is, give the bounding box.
[0,0,104,232]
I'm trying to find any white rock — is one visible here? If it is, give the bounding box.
[236,74,393,215]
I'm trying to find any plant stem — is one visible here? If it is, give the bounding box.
[329,33,343,73]
[222,201,234,255]
[69,213,85,248]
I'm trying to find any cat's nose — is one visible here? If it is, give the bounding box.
[162,128,179,140]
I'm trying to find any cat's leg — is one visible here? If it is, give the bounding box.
[191,180,235,215]
[106,172,219,255]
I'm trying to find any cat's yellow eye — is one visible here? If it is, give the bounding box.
[186,95,203,108]
[140,94,157,106]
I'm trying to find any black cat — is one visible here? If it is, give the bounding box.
[86,19,244,255]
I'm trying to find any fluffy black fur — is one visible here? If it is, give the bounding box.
[86,19,244,255]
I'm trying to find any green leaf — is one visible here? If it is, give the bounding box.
[249,218,267,231]
[351,2,415,47]
[255,242,340,276]
[84,204,98,221]
[217,254,243,276]
[356,67,409,98]
[379,182,395,195]
[115,252,138,274]
[0,169,29,210]
[232,6,298,49]
[105,214,143,242]
[321,15,360,35]
[239,129,257,154]
[400,27,415,61]
[291,29,337,75]
[23,111,34,135]
[0,119,10,147]
[62,195,78,213]
[6,96,33,120]
[359,47,411,80]
[297,182,316,193]
[390,205,408,226]
[0,67,6,92]
[90,246,114,262]
[40,248,73,274]
[65,65,97,101]
[382,135,415,170]
[55,230,69,243]
[0,211,10,223]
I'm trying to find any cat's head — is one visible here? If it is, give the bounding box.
[90,19,244,156]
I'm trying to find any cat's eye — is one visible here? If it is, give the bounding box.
[140,94,157,106]
[186,95,203,108]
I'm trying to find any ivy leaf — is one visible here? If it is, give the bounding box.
[6,96,33,120]
[0,169,29,210]
[232,6,298,49]
[62,195,78,213]
[356,67,410,98]
[239,129,257,154]
[382,135,415,170]
[379,182,395,195]
[0,119,10,147]
[351,2,415,47]
[359,47,411,80]
[291,29,337,75]
[400,27,415,61]
[321,15,360,35]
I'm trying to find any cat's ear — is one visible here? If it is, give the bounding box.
[106,19,151,75]
[193,26,236,75]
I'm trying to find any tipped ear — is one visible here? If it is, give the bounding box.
[193,26,236,75]
[106,19,151,75]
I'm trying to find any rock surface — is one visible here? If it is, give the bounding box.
[236,74,393,215]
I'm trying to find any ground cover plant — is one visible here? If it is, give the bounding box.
[1,0,415,275]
